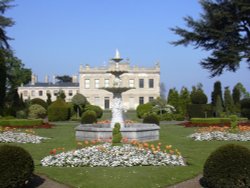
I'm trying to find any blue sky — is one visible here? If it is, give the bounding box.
[6,0,250,99]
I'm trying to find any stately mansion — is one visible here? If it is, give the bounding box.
[18,51,160,110]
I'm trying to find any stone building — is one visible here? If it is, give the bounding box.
[18,50,160,109]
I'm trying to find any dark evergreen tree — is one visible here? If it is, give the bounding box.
[0,0,14,115]
[211,81,224,106]
[190,84,208,104]
[179,86,191,115]
[224,87,235,115]
[232,84,241,113]
[171,0,250,77]
[215,95,223,117]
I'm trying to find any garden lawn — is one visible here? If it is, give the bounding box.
[1,122,250,188]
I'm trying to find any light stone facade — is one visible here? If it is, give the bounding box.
[18,52,160,109]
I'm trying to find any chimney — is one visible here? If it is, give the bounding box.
[45,75,49,83]
[72,75,78,83]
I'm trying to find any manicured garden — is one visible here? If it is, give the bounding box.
[1,121,250,188]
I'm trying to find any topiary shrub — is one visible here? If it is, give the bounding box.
[191,90,208,104]
[0,145,34,188]
[200,144,250,188]
[112,123,122,144]
[85,104,103,119]
[48,98,70,121]
[30,98,48,109]
[28,104,47,119]
[143,113,159,125]
[81,110,97,124]
[136,103,153,118]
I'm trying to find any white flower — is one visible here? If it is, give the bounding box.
[41,143,186,167]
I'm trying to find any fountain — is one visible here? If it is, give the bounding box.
[75,50,160,141]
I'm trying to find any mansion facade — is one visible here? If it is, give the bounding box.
[18,51,160,110]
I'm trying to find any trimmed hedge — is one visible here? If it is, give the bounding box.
[0,119,43,126]
[191,117,248,124]
[48,98,70,121]
[0,145,34,188]
[200,144,250,188]
[241,98,250,119]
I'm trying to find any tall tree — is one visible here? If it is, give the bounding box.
[179,86,191,115]
[211,81,224,107]
[234,82,250,99]
[167,88,179,112]
[0,0,14,115]
[215,95,223,117]
[171,0,250,77]
[224,87,235,115]
[232,84,241,113]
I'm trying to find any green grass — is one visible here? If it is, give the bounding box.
[1,122,250,188]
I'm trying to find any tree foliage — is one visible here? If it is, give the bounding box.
[56,75,72,83]
[167,88,179,112]
[211,81,223,107]
[171,0,250,77]
[224,87,235,114]
[0,0,14,114]
[179,87,191,115]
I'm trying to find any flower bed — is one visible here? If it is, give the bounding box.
[41,143,185,167]
[188,131,250,141]
[188,126,250,141]
[0,130,50,143]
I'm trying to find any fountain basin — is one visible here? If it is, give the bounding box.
[75,123,160,142]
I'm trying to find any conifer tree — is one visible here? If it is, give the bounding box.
[171,0,250,77]
[224,87,235,115]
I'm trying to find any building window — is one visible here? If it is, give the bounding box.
[85,79,90,89]
[68,90,73,96]
[139,97,144,105]
[139,79,144,88]
[104,79,109,88]
[39,90,43,96]
[53,90,58,96]
[23,90,28,97]
[149,97,154,102]
[149,79,154,88]
[31,90,35,97]
[104,97,110,109]
[95,79,100,88]
[129,79,134,87]
[94,97,100,106]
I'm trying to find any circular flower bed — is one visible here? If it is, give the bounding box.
[0,131,50,143]
[41,143,185,167]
